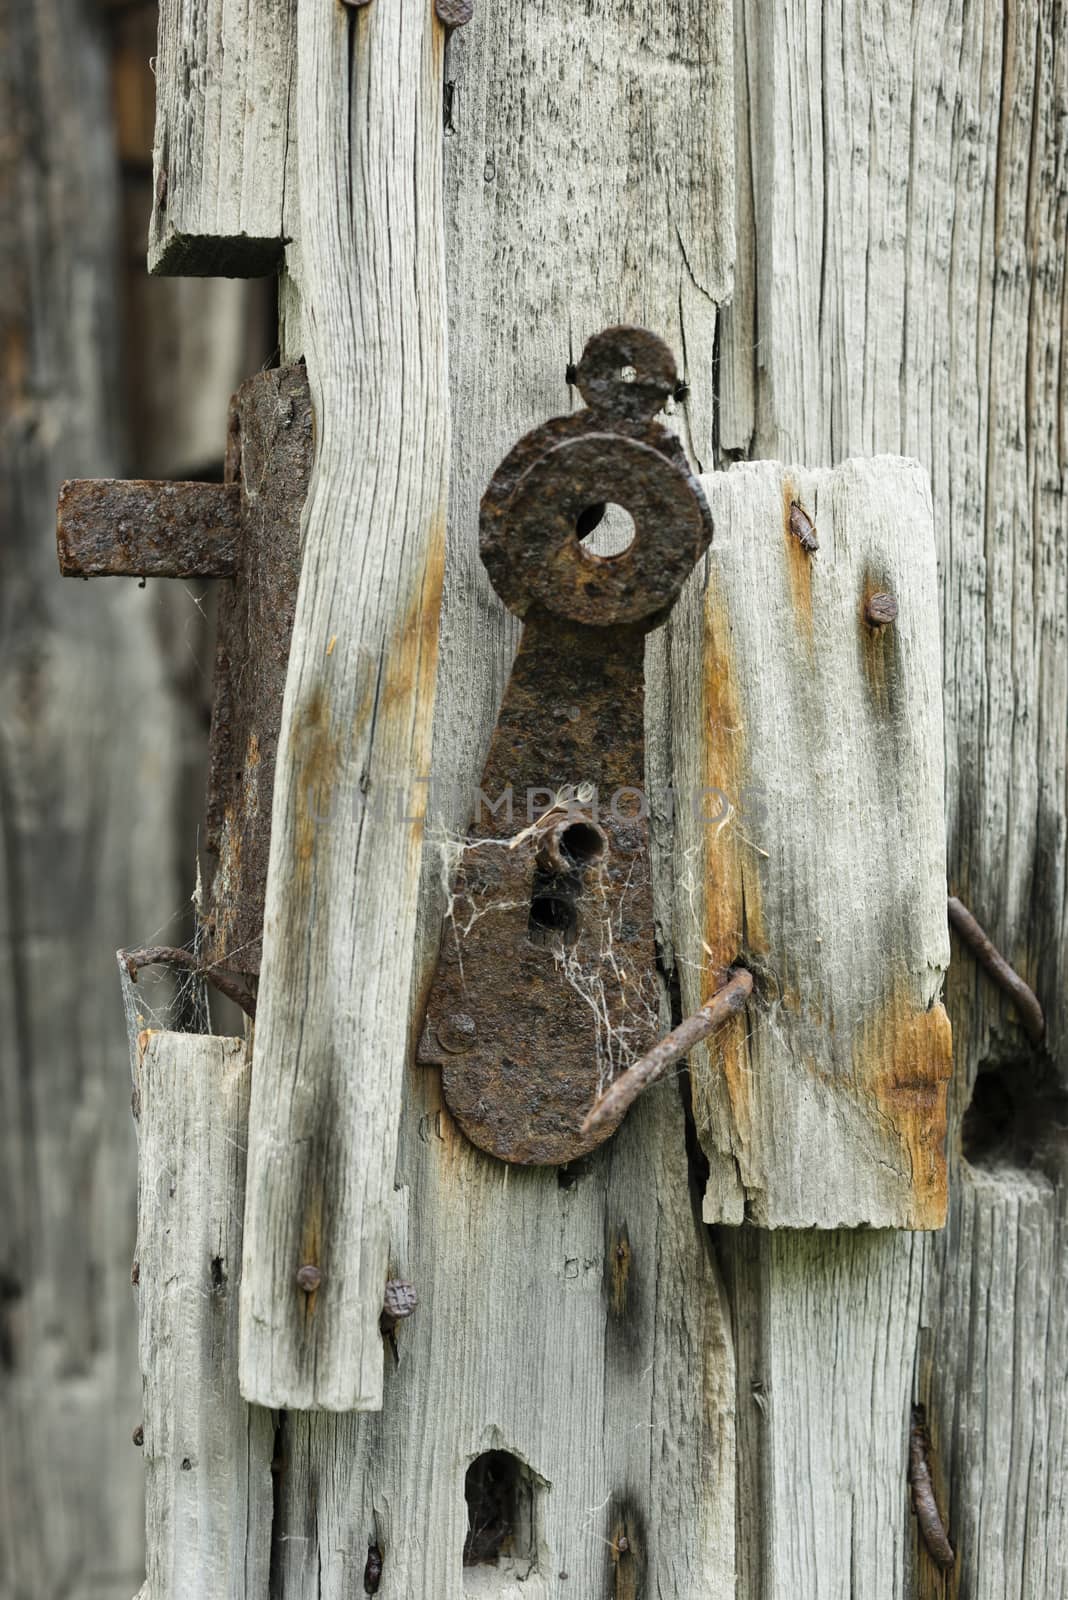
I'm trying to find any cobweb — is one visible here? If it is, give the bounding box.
[426,784,662,1098]
[116,860,216,1083]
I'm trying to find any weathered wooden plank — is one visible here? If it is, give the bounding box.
[918,1159,1068,1599]
[133,1031,273,1598]
[0,2,194,1592]
[148,0,296,276]
[713,1,1068,1592]
[723,1225,927,1599]
[272,1082,737,1598]
[239,1,451,1411]
[262,0,738,1587]
[671,457,950,1229]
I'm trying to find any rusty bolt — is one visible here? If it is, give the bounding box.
[435,0,474,26]
[865,591,898,626]
[295,1264,322,1293]
[381,1278,418,1332]
[436,1012,477,1054]
[132,1424,144,1447]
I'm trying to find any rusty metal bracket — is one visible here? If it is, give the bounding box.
[418,327,713,1165]
[57,363,311,980]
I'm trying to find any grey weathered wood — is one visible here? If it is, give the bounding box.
[709,2,1068,1593]
[239,1,451,1411]
[671,456,951,1229]
[261,0,738,1590]
[0,3,194,1593]
[149,0,296,275]
[133,1031,273,1599]
[919,1158,1068,1599]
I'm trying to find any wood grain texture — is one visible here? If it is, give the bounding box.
[0,2,193,1592]
[918,1159,1068,1598]
[149,0,296,275]
[671,457,951,1228]
[262,0,738,1588]
[239,1,451,1411]
[271,1083,737,1599]
[711,2,1068,1593]
[134,1032,273,1599]
[720,1224,928,1600]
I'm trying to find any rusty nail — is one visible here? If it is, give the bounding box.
[865,591,898,626]
[909,1406,954,1570]
[435,0,474,26]
[380,1278,418,1332]
[341,0,373,7]
[132,1424,144,1447]
[130,1261,140,1287]
[616,1535,630,1554]
[120,945,257,1021]
[789,501,819,554]
[581,968,754,1138]
[296,1264,322,1293]
[947,896,1045,1043]
[435,1013,478,1054]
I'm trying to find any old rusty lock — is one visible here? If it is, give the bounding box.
[418,327,715,1164]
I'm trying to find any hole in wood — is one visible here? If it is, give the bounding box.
[463,1450,536,1575]
[577,501,635,558]
[962,1049,1068,1172]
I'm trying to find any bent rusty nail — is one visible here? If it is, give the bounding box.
[121,944,257,1021]
[947,896,1044,1043]
[581,967,753,1137]
[909,1406,954,1571]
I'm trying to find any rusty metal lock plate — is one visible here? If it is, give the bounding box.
[418,327,713,1164]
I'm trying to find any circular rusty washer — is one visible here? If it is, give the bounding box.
[574,325,678,421]
[481,431,710,627]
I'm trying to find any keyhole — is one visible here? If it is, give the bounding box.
[528,880,579,947]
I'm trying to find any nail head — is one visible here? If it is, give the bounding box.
[436,1012,477,1054]
[296,1264,322,1293]
[865,591,898,626]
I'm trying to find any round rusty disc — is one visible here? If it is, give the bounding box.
[573,325,678,420]
[481,431,711,626]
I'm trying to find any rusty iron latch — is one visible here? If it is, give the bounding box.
[56,363,311,984]
[418,326,714,1164]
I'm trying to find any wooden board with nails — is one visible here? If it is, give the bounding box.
[670,456,952,1229]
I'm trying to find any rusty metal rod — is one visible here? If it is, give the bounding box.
[121,944,257,1021]
[947,896,1044,1044]
[57,479,242,578]
[581,967,753,1138]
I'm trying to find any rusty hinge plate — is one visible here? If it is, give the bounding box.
[57,362,311,980]
[418,327,713,1164]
